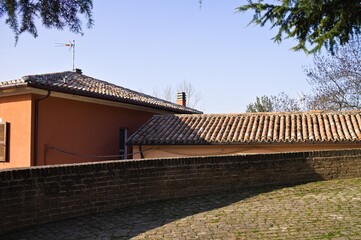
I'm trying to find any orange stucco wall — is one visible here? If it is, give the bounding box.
[37,96,154,165]
[132,143,361,159]
[0,94,33,169]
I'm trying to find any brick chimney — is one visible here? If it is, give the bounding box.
[176,92,186,107]
[74,68,82,74]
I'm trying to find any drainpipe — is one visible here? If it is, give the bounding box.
[138,145,144,159]
[34,90,51,166]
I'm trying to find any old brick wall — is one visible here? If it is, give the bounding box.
[1,149,361,235]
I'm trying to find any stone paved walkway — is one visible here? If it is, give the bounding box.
[2,178,361,239]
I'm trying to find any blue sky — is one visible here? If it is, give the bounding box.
[0,0,315,113]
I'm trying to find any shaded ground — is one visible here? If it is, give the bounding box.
[2,178,361,239]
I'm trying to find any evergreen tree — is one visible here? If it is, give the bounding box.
[0,0,93,43]
[238,0,361,54]
[246,96,274,112]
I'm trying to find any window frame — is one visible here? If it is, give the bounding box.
[0,122,9,162]
[119,128,128,160]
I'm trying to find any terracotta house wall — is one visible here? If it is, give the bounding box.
[0,94,33,169]
[132,143,361,159]
[37,96,154,165]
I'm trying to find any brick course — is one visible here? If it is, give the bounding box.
[1,149,361,235]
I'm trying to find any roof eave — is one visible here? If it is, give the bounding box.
[128,140,361,146]
[26,82,201,114]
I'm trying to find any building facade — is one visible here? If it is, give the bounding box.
[0,70,200,169]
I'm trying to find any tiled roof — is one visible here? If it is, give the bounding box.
[0,71,201,114]
[127,111,361,145]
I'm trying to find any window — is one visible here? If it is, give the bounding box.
[0,122,8,162]
[119,128,127,160]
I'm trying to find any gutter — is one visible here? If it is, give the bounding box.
[33,90,51,166]
[0,83,28,90]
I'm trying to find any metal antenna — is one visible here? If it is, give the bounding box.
[56,40,76,70]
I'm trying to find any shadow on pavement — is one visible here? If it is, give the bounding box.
[1,184,298,240]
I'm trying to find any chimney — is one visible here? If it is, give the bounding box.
[176,92,186,107]
[74,68,82,74]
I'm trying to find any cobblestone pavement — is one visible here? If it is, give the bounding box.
[2,178,361,240]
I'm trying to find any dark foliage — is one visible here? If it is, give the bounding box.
[0,0,93,43]
[238,0,361,54]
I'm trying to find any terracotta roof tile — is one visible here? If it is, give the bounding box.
[127,111,361,145]
[0,71,201,114]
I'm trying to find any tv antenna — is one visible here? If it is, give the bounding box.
[56,40,76,70]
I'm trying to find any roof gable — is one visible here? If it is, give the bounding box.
[127,111,361,145]
[0,71,201,114]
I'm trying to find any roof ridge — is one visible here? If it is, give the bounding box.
[170,111,361,117]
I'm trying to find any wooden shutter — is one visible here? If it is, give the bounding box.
[0,122,7,162]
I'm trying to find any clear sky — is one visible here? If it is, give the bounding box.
[0,0,316,113]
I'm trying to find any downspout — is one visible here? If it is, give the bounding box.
[138,145,144,159]
[33,90,51,166]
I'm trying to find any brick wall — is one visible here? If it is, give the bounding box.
[1,149,361,235]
